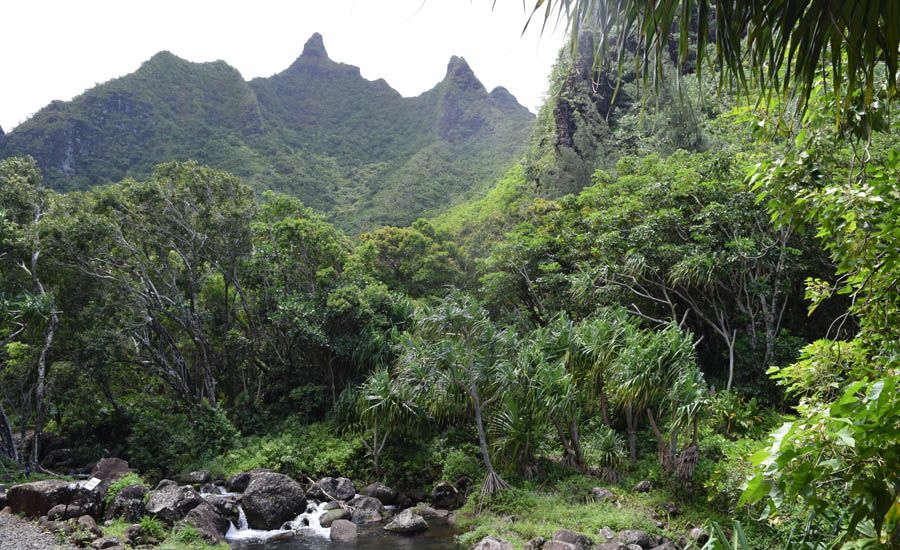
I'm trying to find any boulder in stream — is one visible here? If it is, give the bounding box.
[320,507,351,527]
[241,471,307,530]
[330,518,358,541]
[347,495,384,523]
[363,482,398,505]
[384,508,428,533]
[307,476,356,501]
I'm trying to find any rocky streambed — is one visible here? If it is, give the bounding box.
[0,459,461,549]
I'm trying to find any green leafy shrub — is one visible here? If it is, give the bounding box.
[582,423,626,482]
[441,446,483,485]
[104,472,149,506]
[139,516,166,540]
[707,391,763,438]
[205,422,365,481]
[698,434,767,510]
[125,404,238,475]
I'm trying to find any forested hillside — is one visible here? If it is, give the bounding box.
[0,34,533,232]
[1,4,898,550]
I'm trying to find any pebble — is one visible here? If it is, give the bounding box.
[0,513,78,549]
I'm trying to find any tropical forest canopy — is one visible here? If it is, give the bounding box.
[0,3,897,550]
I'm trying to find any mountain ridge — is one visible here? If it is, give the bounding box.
[0,34,534,232]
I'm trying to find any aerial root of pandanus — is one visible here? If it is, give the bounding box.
[477,470,510,512]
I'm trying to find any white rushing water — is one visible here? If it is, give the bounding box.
[289,501,332,537]
[224,500,332,542]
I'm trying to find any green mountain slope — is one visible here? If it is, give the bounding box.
[0,34,533,232]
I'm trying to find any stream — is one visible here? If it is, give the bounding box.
[201,486,461,550]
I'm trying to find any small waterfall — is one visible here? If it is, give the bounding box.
[237,505,249,530]
[225,499,331,542]
[290,501,331,538]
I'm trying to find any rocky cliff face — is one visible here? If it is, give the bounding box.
[0,34,534,232]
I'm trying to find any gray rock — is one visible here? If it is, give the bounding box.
[91,536,124,549]
[155,479,177,490]
[431,481,462,509]
[363,482,398,505]
[77,514,100,534]
[650,543,678,550]
[596,544,627,550]
[553,528,594,549]
[90,458,131,496]
[7,479,71,517]
[544,542,578,550]
[472,536,514,550]
[384,508,428,533]
[146,484,202,525]
[617,529,650,548]
[599,527,617,541]
[524,536,546,550]
[330,518,358,541]
[201,493,240,525]
[103,484,147,522]
[180,501,229,542]
[626,545,643,550]
[48,503,90,520]
[241,471,307,530]
[320,507,351,527]
[307,477,356,501]
[183,470,211,484]
[633,480,652,493]
[348,495,385,523]
[591,487,615,502]
[225,472,252,493]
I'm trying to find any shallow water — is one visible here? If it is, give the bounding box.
[228,521,461,549]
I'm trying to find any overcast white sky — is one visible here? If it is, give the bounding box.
[1,1,568,131]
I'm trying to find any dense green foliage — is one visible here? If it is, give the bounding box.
[1,11,898,550]
[0,35,533,232]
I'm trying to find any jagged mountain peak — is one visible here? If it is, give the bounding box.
[443,55,485,93]
[302,32,328,58]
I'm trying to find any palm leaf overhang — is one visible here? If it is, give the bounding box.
[523,0,899,132]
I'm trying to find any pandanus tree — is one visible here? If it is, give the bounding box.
[576,309,632,427]
[357,366,416,479]
[490,340,557,478]
[395,291,513,497]
[529,315,591,469]
[610,323,706,472]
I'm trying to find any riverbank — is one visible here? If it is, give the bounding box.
[0,511,78,550]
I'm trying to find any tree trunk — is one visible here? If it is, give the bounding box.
[470,384,507,497]
[598,382,611,427]
[625,404,637,464]
[569,417,584,468]
[0,402,18,463]
[31,305,58,469]
[30,243,58,471]
[645,408,669,471]
[725,330,736,391]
